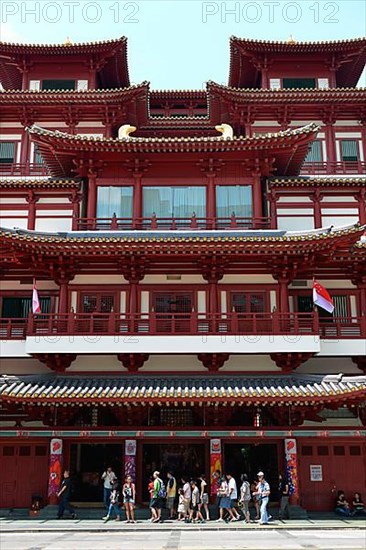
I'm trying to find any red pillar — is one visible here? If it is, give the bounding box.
[252,173,263,225]
[360,124,366,168]
[132,173,143,228]
[26,191,38,230]
[209,281,219,315]
[70,192,81,231]
[20,128,30,167]
[278,278,290,314]
[312,190,323,229]
[87,173,97,220]
[324,123,336,173]
[128,282,138,315]
[357,189,366,225]
[58,280,69,314]
[206,177,216,227]
[268,190,278,229]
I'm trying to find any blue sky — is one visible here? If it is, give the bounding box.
[1,0,365,89]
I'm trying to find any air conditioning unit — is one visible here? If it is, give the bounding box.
[291,280,308,288]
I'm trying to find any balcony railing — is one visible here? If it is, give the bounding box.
[1,313,364,340]
[75,215,271,231]
[0,162,49,177]
[301,161,366,175]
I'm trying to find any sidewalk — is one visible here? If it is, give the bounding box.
[1,516,365,533]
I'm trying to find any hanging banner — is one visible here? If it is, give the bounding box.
[124,439,136,482]
[284,438,299,502]
[210,438,222,497]
[48,438,63,503]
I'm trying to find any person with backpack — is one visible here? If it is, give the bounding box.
[166,472,177,520]
[239,473,251,523]
[151,470,165,523]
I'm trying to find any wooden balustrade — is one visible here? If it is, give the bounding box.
[76,216,271,231]
[1,312,364,340]
[0,163,49,176]
[301,160,366,175]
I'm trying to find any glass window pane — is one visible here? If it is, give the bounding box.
[143,187,206,218]
[96,187,133,218]
[216,185,252,218]
[283,78,316,89]
[305,141,322,162]
[341,140,358,162]
[0,142,15,163]
[41,80,75,90]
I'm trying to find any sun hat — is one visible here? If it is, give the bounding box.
[257,471,264,476]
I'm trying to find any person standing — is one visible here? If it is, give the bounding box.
[57,470,76,519]
[123,475,136,523]
[101,466,116,510]
[102,476,121,522]
[239,473,251,523]
[182,476,192,518]
[251,478,260,520]
[189,479,205,523]
[213,469,223,518]
[151,470,164,523]
[199,474,210,521]
[166,472,177,519]
[253,471,271,525]
[227,473,240,521]
[217,476,235,522]
[278,473,290,520]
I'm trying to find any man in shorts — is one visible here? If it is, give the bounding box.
[166,472,177,519]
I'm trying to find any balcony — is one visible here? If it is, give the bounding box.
[0,162,49,177]
[301,161,366,176]
[75,215,271,231]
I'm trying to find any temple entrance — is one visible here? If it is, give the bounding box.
[142,443,206,501]
[69,443,123,503]
[223,443,279,501]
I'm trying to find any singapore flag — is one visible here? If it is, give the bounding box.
[32,282,41,314]
[312,279,334,314]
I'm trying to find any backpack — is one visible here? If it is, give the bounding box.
[157,479,167,498]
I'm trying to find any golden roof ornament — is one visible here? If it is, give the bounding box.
[287,35,296,44]
[215,123,234,139]
[118,124,137,139]
[64,37,73,46]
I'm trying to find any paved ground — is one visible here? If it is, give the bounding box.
[1,518,365,550]
[0,527,366,550]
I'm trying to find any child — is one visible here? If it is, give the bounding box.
[177,488,186,521]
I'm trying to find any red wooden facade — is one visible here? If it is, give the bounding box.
[0,36,365,513]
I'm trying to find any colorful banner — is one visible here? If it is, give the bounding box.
[124,439,136,482]
[284,438,299,503]
[210,438,222,497]
[48,438,63,503]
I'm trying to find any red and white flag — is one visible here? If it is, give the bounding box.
[32,282,41,314]
[312,279,334,314]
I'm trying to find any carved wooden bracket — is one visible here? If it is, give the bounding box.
[270,352,313,373]
[197,353,230,372]
[34,353,76,372]
[117,353,149,372]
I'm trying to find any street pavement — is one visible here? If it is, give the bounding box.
[1,519,365,550]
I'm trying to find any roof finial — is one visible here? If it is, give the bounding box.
[64,37,73,46]
[287,34,296,44]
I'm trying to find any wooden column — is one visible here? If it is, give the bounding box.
[278,278,290,313]
[311,189,323,229]
[267,189,278,229]
[26,190,38,230]
[86,172,97,220]
[360,123,366,166]
[324,123,336,173]
[252,171,263,224]
[132,173,143,228]
[356,189,366,225]
[69,191,81,231]
[199,159,223,229]
[58,280,70,314]
[20,127,30,166]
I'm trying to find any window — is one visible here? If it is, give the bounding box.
[317,446,329,456]
[41,79,76,91]
[283,78,316,89]
[1,297,51,318]
[231,292,266,313]
[301,446,313,456]
[82,293,115,313]
[349,446,361,456]
[154,293,193,313]
[334,446,345,456]
[297,296,313,313]
[143,186,206,218]
[33,145,44,164]
[3,446,15,456]
[96,186,133,218]
[19,446,31,456]
[216,185,252,218]
[296,295,349,319]
[0,142,15,163]
[305,141,322,163]
[340,140,358,162]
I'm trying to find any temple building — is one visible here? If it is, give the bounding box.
[0,36,365,513]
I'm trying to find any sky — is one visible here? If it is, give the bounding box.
[0,0,365,89]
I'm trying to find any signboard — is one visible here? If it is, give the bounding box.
[124,439,136,482]
[48,438,63,502]
[210,438,222,497]
[284,438,299,501]
[310,465,323,482]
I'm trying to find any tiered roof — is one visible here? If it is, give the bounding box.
[26,123,318,177]
[1,373,365,406]
[229,36,366,88]
[0,37,130,90]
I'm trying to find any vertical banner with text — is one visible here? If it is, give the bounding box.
[284,438,299,504]
[124,439,137,482]
[210,438,222,497]
[48,438,63,504]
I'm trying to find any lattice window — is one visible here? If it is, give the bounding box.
[305,140,322,163]
[155,294,192,313]
[231,293,265,313]
[341,140,358,162]
[82,294,115,313]
[0,142,15,163]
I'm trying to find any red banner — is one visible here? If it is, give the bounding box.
[48,438,63,504]
[210,438,222,497]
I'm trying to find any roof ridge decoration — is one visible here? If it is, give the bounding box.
[208,80,366,94]
[230,36,366,47]
[0,81,150,96]
[27,121,318,143]
[0,36,127,49]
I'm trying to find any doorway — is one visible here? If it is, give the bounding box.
[224,443,279,501]
[69,443,123,502]
[142,443,206,501]
[154,292,193,333]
